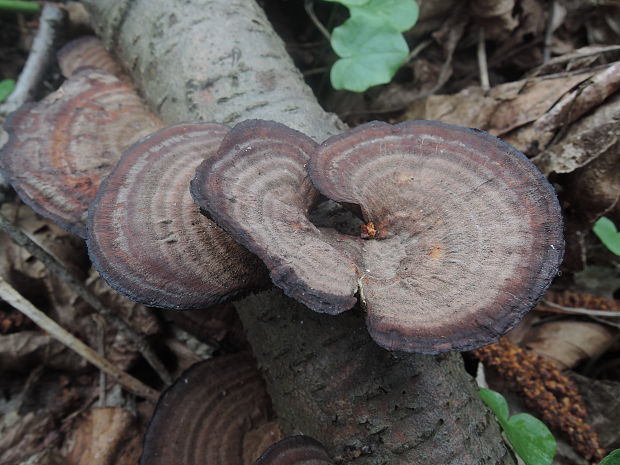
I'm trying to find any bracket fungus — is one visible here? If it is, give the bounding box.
[253,436,333,465]
[87,122,269,309]
[141,352,280,465]
[57,36,129,81]
[192,119,563,353]
[0,67,162,237]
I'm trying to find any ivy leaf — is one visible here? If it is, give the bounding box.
[593,216,620,256]
[350,0,419,32]
[330,17,408,92]
[479,388,509,422]
[480,388,556,465]
[0,79,16,103]
[600,449,620,465]
[504,413,557,465]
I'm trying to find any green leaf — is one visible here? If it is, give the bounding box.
[480,389,556,465]
[330,17,408,92]
[350,0,419,32]
[0,0,40,14]
[600,449,620,465]
[479,388,509,423]
[593,216,620,256]
[0,79,16,103]
[505,413,556,465]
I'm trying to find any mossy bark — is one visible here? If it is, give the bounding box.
[83,1,514,463]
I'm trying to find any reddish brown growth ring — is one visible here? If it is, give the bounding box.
[0,67,162,237]
[193,119,563,354]
[88,122,268,309]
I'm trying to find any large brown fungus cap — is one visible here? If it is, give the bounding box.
[141,353,279,465]
[191,120,360,314]
[88,122,268,309]
[310,120,563,352]
[194,120,563,353]
[0,67,162,237]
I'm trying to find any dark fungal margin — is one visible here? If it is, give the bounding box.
[88,122,269,309]
[195,119,563,353]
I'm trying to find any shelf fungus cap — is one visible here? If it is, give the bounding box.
[140,353,279,465]
[253,436,333,465]
[0,67,162,237]
[87,122,269,309]
[310,120,564,353]
[57,36,129,81]
[191,120,360,314]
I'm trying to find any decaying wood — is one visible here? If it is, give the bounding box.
[83,1,513,463]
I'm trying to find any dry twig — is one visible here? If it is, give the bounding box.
[0,211,173,385]
[0,276,159,402]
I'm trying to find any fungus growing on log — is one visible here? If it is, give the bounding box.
[141,352,281,465]
[191,120,361,314]
[57,36,129,81]
[0,67,162,237]
[253,436,333,465]
[88,122,269,309]
[193,119,563,353]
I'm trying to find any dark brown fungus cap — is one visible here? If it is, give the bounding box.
[57,36,129,80]
[310,120,564,353]
[191,120,360,314]
[140,353,279,465]
[253,436,333,465]
[0,67,162,237]
[88,122,269,309]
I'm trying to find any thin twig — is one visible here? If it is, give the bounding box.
[0,211,173,386]
[0,276,159,402]
[304,0,331,42]
[407,38,433,63]
[0,4,65,116]
[543,0,557,64]
[530,44,620,76]
[540,299,620,317]
[477,27,490,92]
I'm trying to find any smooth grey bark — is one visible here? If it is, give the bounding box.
[84,1,514,463]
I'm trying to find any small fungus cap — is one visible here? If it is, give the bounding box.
[253,436,333,465]
[57,36,129,81]
[140,353,276,465]
[0,67,161,237]
[87,122,269,309]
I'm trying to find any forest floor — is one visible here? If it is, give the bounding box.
[0,1,619,464]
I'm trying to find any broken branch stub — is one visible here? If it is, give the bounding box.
[140,352,279,465]
[195,119,563,353]
[0,67,162,237]
[88,122,269,309]
[191,120,360,314]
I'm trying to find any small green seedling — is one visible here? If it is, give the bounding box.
[479,388,556,465]
[593,216,620,256]
[323,0,419,92]
[0,79,16,103]
[600,449,620,465]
